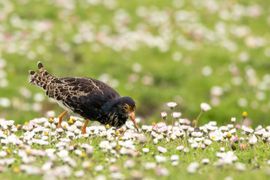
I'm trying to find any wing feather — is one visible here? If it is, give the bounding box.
[46,77,120,119]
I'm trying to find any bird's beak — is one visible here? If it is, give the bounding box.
[129,111,139,131]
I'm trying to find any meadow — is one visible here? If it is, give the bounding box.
[0,0,270,179]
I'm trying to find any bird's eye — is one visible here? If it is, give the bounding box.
[123,104,129,111]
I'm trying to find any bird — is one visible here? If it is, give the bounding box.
[29,61,138,134]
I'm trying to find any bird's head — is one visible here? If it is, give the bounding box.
[115,96,138,131]
[102,96,138,131]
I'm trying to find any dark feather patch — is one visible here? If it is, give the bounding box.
[29,70,35,75]
[37,61,44,69]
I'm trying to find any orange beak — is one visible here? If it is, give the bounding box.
[129,111,139,131]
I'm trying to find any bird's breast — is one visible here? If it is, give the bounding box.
[50,98,74,114]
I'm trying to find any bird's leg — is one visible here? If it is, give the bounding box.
[57,111,67,128]
[81,119,89,134]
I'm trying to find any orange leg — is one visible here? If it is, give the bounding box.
[57,111,67,128]
[81,119,89,134]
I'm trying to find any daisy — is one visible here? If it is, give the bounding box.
[209,130,224,141]
[110,172,124,179]
[201,158,210,165]
[170,155,179,161]
[144,162,156,170]
[124,159,135,168]
[95,165,104,172]
[153,122,168,133]
[57,150,69,159]
[216,151,238,165]
[231,117,236,123]
[53,165,72,178]
[0,158,15,166]
[157,146,167,153]
[248,135,258,145]
[166,102,177,109]
[172,112,182,119]
[155,167,169,176]
[20,165,41,175]
[200,103,212,112]
[74,170,85,177]
[172,161,179,166]
[99,141,112,151]
[41,161,53,171]
[141,125,152,132]
[160,112,167,119]
[176,145,184,151]
[235,162,246,171]
[142,148,150,153]
[155,155,167,163]
[187,162,199,173]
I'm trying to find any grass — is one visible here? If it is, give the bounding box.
[1,0,270,179]
[1,125,270,180]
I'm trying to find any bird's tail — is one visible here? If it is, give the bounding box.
[29,61,56,90]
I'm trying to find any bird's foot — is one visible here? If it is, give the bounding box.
[57,123,62,129]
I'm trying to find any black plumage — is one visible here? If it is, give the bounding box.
[29,62,138,133]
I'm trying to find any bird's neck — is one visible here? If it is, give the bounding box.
[101,98,120,113]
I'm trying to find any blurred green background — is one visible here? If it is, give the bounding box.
[0,0,269,125]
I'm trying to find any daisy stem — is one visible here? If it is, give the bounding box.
[194,110,203,128]
[184,131,189,147]
[170,113,174,126]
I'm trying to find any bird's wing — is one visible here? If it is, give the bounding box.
[46,77,120,118]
